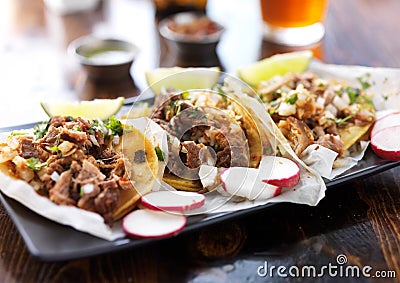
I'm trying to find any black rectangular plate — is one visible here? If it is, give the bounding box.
[1,146,399,261]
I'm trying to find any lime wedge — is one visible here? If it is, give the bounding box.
[145,67,220,94]
[238,50,313,87]
[40,97,125,120]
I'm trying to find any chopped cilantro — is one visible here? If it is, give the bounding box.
[215,85,227,103]
[88,119,99,134]
[33,120,50,140]
[46,145,59,153]
[26,157,47,171]
[284,93,298,105]
[329,114,355,125]
[258,92,267,103]
[104,116,123,136]
[155,147,165,161]
[80,186,85,197]
[168,100,182,117]
[72,125,82,132]
[357,73,372,90]
[271,89,283,100]
[10,130,29,136]
[344,87,361,105]
[361,95,373,105]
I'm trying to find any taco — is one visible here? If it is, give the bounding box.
[0,116,158,225]
[256,71,375,159]
[150,87,267,192]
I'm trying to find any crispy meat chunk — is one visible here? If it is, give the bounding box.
[18,137,50,161]
[61,128,88,145]
[94,186,120,221]
[77,184,100,212]
[75,159,106,185]
[49,170,76,206]
[278,116,314,156]
[41,125,61,146]
[182,141,203,169]
[316,134,344,157]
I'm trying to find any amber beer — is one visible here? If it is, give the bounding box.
[260,0,328,28]
[260,0,329,45]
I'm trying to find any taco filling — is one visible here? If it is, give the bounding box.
[151,89,263,192]
[0,116,158,224]
[257,71,375,158]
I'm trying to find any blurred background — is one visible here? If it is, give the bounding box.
[1,0,400,127]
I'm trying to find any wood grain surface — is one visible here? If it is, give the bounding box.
[0,0,399,282]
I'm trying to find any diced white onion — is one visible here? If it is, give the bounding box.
[50,171,60,182]
[316,97,325,108]
[58,141,75,155]
[341,92,350,105]
[297,92,307,101]
[315,78,327,87]
[332,95,348,111]
[278,102,297,116]
[113,135,120,145]
[81,183,94,195]
[325,104,338,117]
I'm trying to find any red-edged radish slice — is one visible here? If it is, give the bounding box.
[220,167,281,200]
[259,156,300,188]
[141,191,205,212]
[375,109,400,121]
[122,209,186,239]
[371,113,400,137]
[371,125,400,161]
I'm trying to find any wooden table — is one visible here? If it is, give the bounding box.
[1,0,400,282]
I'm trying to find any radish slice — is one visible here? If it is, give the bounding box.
[220,167,281,200]
[141,191,205,212]
[371,113,400,137]
[122,209,186,239]
[371,125,400,161]
[258,156,300,188]
[375,109,400,121]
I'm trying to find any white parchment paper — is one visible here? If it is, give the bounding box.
[0,118,167,240]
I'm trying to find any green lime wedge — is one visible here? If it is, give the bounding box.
[40,97,125,120]
[238,50,313,87]
[145,67,220,94]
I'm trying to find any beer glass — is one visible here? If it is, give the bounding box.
[260,0,329,46]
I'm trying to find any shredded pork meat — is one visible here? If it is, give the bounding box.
[260,72,375,157]
[151,91,250,184]
[0,116,135,225]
